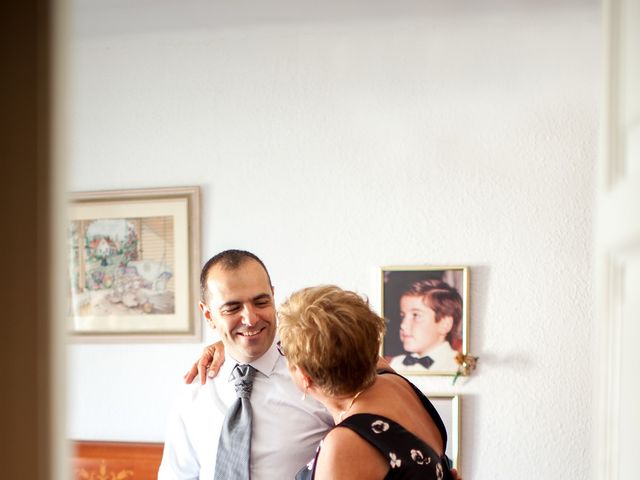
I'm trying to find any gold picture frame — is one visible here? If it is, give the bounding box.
[381,265,469,376]
[67,186,201,342]
[430,394,461,470]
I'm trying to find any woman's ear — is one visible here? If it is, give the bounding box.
[296,365,313,389]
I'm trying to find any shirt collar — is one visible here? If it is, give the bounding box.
[411,340,452,359]
[224,338,280,381]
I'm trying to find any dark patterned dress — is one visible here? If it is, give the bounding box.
[296,371,453,479]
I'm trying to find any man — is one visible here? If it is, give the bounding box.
[158,249,333,479]
[389,279,462,373]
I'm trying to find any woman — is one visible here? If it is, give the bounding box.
[279,285,453,480]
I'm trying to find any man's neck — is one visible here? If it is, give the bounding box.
[226,340,279,377]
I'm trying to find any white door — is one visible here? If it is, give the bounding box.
[595,1,640,479]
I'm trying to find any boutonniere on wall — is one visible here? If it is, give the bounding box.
[452,352,479,385]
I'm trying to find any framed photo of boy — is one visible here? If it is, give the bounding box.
[381,266,469,376]
[67,186,201,342]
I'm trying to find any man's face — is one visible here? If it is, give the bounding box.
[399,295,452,357]
[199,259,276,364]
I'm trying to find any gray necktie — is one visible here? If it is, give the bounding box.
[214,364,257,480]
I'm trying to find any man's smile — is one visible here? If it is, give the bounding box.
[236,326,266,337]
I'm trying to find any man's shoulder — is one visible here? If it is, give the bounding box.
[171,378,226,414]
[255,358,334,427]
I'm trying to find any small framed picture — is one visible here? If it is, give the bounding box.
[67,186,201,342]
[430,395,461,469]
[381,266,469,375]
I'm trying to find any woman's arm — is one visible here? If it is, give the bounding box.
[183,341,225,384]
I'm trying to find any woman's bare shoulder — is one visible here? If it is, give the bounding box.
[313,425,388,480]
[361,375,446,457]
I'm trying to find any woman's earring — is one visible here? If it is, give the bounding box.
[301,381,309,401]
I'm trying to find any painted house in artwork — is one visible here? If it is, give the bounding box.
[91,237,118,259]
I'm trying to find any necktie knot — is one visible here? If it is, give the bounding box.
[402,354,434,369]
[232,364,256,399]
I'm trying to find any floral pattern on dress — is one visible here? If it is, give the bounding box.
[371,419,390,434]
[410,448,431,465]
[389,452,402,469]
[436,462,444,480]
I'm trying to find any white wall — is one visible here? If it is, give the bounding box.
[67,1,600,478]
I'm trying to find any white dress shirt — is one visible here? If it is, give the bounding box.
[390,340,459,374]
[158,341,333,480]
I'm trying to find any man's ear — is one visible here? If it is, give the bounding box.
[437,315,454,336]
[199,301,216,329]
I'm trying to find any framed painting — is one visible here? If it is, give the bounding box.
[430,395,461,469]
[381,266,469,375]
[67,186,201,341]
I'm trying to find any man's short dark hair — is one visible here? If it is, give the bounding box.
[200,249,272,302]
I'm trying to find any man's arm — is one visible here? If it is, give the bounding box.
[158,396,200,480]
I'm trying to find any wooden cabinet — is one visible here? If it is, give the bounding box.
[72,441,163,480]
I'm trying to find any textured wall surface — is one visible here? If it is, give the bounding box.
[66,2,600,478]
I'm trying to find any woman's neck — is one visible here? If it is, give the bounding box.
[314,379,377,424]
